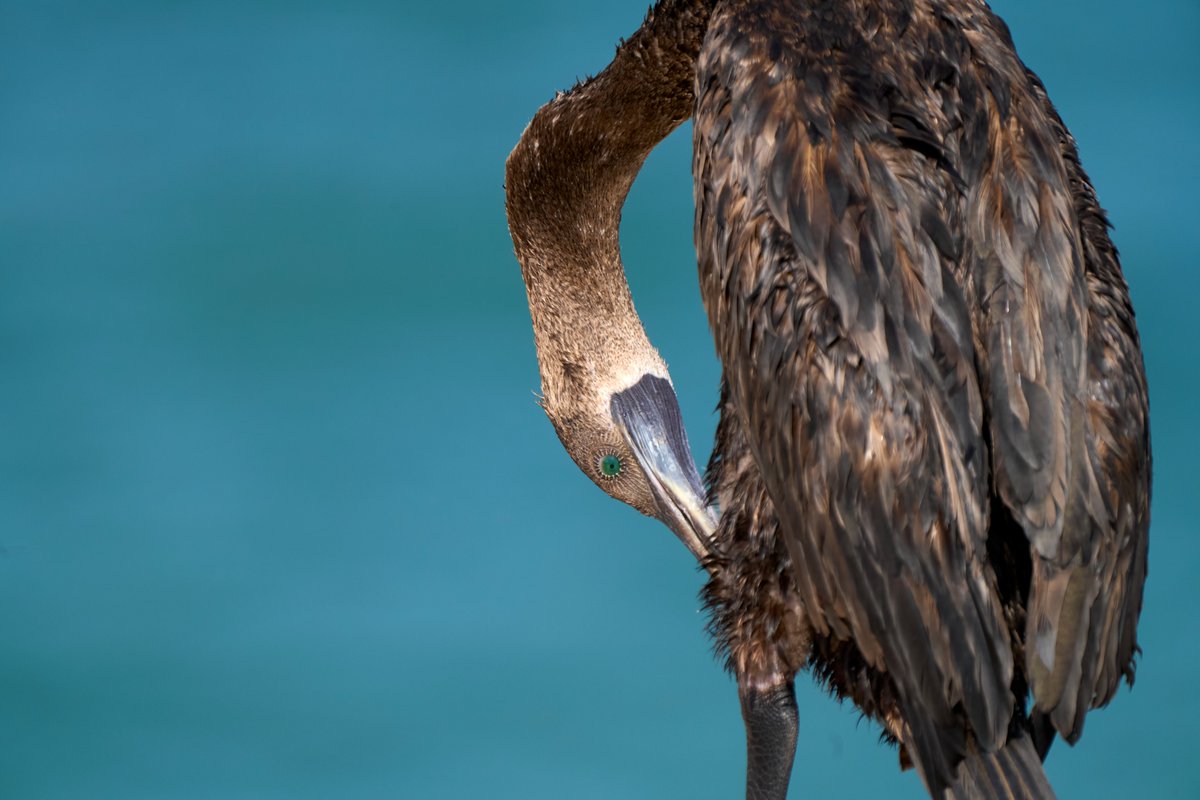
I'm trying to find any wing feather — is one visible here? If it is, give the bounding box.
[695,0,1149,780]
[695,3,1012,788]
[959,12,1149,740]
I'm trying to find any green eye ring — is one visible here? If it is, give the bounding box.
[598,453,624,479]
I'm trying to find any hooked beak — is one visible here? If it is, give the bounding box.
[610,375,717,562]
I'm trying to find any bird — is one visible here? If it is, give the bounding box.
[504,1,1150,798]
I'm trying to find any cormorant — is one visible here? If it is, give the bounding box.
[505,2,1150,797]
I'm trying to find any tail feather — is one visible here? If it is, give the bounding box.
[944,732,1055,800]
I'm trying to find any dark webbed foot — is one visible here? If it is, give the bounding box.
[740,682,798,800]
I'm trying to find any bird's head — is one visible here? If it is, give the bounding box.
[534,319,716,561]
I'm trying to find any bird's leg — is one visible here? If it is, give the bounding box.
[739,679,798,800]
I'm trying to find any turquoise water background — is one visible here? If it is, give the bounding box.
[3,1,1197,797]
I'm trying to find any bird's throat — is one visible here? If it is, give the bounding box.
[504,1,714,396]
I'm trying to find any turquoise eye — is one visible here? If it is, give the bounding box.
[599,454,623,478]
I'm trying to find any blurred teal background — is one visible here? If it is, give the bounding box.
[2,1,1196,797]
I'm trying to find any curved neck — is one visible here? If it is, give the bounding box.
[505,1,713,401]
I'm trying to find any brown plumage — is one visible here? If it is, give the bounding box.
[506,1,1150,798]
